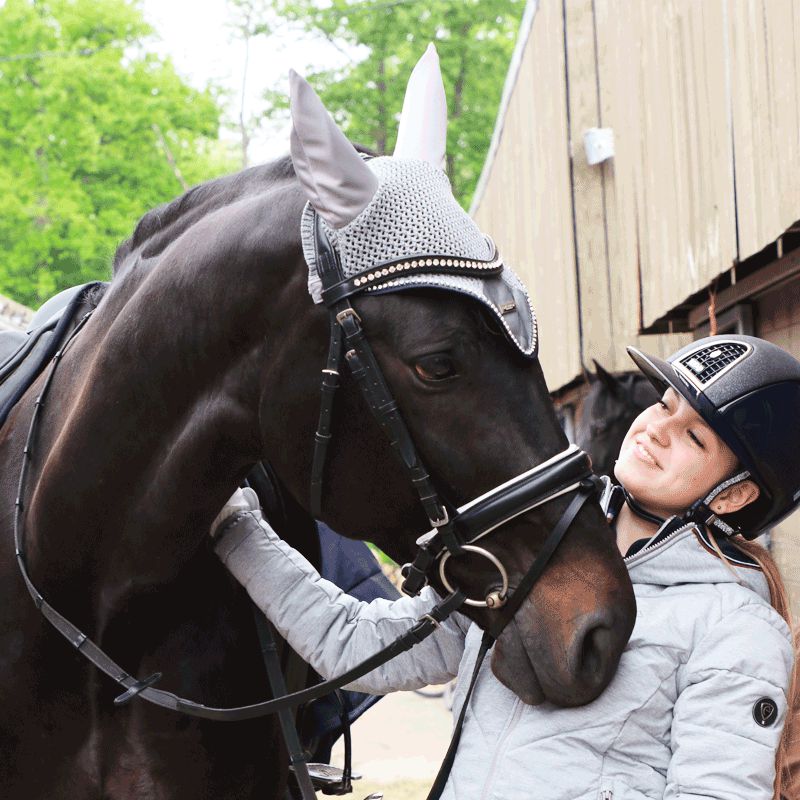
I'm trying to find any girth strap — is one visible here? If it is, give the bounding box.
[254,611,316,800]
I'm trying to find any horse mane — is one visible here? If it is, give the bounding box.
[111,142,378,278]
[111,155,297,275]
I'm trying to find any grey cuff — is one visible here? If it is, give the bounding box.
[214,510,266,564]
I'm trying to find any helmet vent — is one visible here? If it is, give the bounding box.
[677,341,751,386]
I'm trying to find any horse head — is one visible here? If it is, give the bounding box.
[252,48,635,706]
[25,48,635,719]
[576,360,660,478]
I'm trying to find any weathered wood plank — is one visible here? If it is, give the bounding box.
[473,0,581,389]
[564,0,615,370]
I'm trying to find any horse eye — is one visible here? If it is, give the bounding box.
[414,354,457,382]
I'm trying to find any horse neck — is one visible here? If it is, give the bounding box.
[27,193,311,590]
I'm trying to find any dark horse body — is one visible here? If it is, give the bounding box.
[0,158,635,798]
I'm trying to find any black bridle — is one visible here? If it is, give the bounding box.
[307,211,599,624]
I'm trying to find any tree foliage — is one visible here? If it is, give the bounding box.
[0,0,237,307]
[265,0,524,207]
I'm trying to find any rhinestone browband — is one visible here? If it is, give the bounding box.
[320,249,504,306]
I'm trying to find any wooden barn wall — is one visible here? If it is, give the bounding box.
[471,0,582,390]
[729,0,800,260]
[472,0,800,389]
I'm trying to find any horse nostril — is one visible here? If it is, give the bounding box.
[567,613,620,700]
[577,623,612,683]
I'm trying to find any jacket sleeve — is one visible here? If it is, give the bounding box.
[214,508,469,694]
[664,600,794,800]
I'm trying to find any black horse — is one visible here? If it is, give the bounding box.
[576,361,660,479]
[0,64,636,799]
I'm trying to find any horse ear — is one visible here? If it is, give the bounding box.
[289,70,379,229]
[592,359,621,396]
[393,43,447,169]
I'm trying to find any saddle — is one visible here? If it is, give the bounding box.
[0,282,103,429]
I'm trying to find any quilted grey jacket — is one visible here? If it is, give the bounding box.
[215,498,794,800]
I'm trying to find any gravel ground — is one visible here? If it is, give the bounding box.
[330,688,453,799]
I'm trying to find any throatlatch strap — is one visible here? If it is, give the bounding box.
[425,631,494,800]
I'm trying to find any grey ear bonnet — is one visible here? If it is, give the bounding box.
[302,156,538,357]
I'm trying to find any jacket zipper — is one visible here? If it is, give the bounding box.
[623,523,697,564]
[599,791,613,800]
[478,698,524,800]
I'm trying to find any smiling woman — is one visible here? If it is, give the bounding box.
[608,335,800,800]
[615,387,750,525]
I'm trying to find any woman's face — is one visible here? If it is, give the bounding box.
[614,387,739,517]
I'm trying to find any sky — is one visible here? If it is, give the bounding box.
[140,0,348,164]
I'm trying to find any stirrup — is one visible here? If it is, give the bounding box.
[290,762,362,795]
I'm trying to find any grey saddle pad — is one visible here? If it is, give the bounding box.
[0,283,103,430]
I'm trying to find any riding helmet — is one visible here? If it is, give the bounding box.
[626,334,800,538]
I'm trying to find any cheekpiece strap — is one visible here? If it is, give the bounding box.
[334,302,450,529]
[309,316,343,519]
[310,209,451,529]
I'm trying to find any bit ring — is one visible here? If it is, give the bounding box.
[439,544,509,608]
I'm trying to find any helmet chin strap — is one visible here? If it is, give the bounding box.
[620,469,752,537]
[621,487,666,527]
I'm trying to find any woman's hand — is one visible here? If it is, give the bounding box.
[210,486,260,540]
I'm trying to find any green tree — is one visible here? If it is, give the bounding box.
[263,0,524,207]
[0,0,237,307]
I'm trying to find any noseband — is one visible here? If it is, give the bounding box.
[307,212,600,628]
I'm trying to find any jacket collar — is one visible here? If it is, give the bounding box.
[599,477,769,601]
